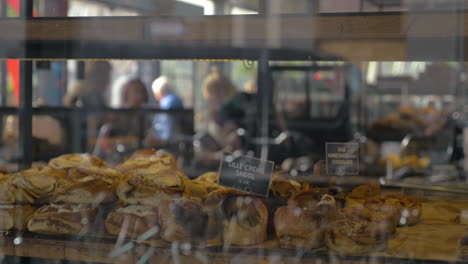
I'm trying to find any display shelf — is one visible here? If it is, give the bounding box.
[0,199,467,264]
[0,12,467,60]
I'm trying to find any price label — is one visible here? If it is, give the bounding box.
[218,152,274,197]
[326,142,359,175]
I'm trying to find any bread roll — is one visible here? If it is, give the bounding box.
[10,166,67,204]
[269,174,302,199]
[288,189,327,210]
[274,194,336,249]
[0,174,15,204]
[325,220,386,254]
[183,180,211,203]
[222,195,268,246]
[365,194,422,226]
[115,149,178,173]
[346,183,380,208]
[0,204,36,231]
[201,188,245,246]
[27,204,97,235]
[50,167,120,204]
[117,167,187,206]
[49,154,107,169]
[159,197,207,243]
[105,205,159,239]
[338,206,398,235]
[194,172,219,184]
[274,206,325,249]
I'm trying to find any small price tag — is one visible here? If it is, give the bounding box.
[326,142,359,175]
[218,152,274,197]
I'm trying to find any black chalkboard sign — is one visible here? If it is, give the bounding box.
[218,152,274,197]
[326,142,359,175]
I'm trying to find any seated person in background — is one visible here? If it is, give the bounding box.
[146,76,184,146]
[122,79,150,109]
[94,79,149,158]
[195,67,244,166]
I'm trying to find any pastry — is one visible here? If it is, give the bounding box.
[338,206,398,235]
[187,172,225,200]
[288,189,328,210]
[0,204,36,231]
[105,205,159,239]
[365,194,422,226]
[274,194,336,249]
[115,149,178,173]
[325,220,386,254]
[159,197,207,243]
[10,166,68,204]
[346,183,380,208]
[222,195,268,246]
[49,153,107,169]
[183,180,214,203]
[269,174,302,199]
[0,174,15,204]
[51,167,121,204]
[194,172,219,184]
[27,204,97,235]
[201,188,241,246]
[117,167,187,206]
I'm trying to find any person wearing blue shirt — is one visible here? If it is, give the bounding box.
[151,76,184,142]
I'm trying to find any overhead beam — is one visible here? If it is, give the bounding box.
[0,12,466,61]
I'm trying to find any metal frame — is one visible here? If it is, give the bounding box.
[18,0,34,169]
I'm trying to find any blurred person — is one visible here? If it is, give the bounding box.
[64,61,111,107]
[196,67,245,164]
[64,61,112,152]
[122,79,149,108]
[94,79,150,158]
[152,76,183,110]
[145,76,184,146]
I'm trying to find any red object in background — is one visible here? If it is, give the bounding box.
[313,72,322,81]
[6,60,20,105]
[6,0,20,106]
[7,0,20,14]
[5,0,39,106]
[7,0,38,16]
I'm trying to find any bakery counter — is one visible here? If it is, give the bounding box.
[1,150,468,264]
[1,198,468,264]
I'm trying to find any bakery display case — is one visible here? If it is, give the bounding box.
[1,1,468,263]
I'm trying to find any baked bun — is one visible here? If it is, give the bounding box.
[222,195,268,246]
[325,220,386,254]
[365,194,422,226]
[115,149,178,173]
[0,174,15,204]
[275,194,336,249]
[105,205,159,239]
[270,174,302,199]
[338,206,398,235]
[27,204,97,235]
[0,204,36,231]
[288,189,328,210]
[159,197,207,243]
[49,154,107,169]
[117,167,187,206]
[183,180,218,203]
[194,172,219,184]
[200,189,238,246]
[50,167,120,204]
[10,166,67,204]
[346,183,380,208]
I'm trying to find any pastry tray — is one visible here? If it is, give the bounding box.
[1,199,468,264]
